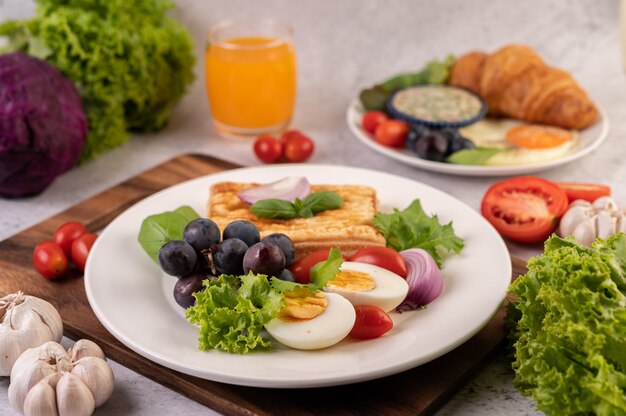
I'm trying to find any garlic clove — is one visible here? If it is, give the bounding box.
[596,211,617,240]
[618,213,626,234]
[569,199,592,209]
[68,339,105,362]
[71,356,115,406]
[573,218,597,247]
[0,293,63,376]
[559,206,593,237]
[9,342,71,414]
[23,373,61,416]
[592,196,618,211]
[56,372,95,416]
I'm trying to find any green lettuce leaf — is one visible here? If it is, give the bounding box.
[373,199,464,267]
[310,248,344,288]
[508,234,626,415]
[186,273,284,354]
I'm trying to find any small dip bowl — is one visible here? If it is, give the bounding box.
[387,85,487,128]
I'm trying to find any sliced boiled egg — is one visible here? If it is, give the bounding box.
[323,262,409,312]
[264,290,355,350]
[459,119,578,166]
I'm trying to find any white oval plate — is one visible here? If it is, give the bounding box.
[347,98,609,177]
[85,165,511,388]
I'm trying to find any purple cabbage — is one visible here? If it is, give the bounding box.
[0,52,87,198]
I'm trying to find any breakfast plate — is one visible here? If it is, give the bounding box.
[85,165,511,388]
[346,98,609,177]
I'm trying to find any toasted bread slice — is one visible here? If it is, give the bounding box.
[208,182,386,259]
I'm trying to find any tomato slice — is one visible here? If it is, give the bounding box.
[349,305,393,339]
[349,247,407,278]
[481,176,569,243]
[555,182,611,203]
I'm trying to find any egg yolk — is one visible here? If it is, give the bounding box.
[277,290,328,323]
[327,270,376,292]
[506,125,572,149]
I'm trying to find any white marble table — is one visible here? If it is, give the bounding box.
[1,0,625,414]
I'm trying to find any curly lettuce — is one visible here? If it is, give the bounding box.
[508,234,626,415]
[0,0,195,161]
[186,273,283,354]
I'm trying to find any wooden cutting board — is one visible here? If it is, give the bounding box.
[0,154,527,416]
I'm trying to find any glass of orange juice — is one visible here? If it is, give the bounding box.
[205,19,297,137]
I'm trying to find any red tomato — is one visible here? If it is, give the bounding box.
[481,176,569,244]
[349,246,407,278]
[284,133,315,162]
[349,305,393,339]
[33,241,68,279]
[374,120,408,147]
[280,130,304,146]
[53,221,88,256]
[555,182,611,203]
[71,233,98,271]
[254,135,283,163]
[362,111,389,134]
[289,249,347,284]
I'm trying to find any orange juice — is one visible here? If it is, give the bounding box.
[205,36,297,133]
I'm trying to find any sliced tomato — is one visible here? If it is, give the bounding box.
[289,249,347,284]
[349,246,407,278]
[555,182,611,203]
[481,176,569,243]
[349,305,393,339]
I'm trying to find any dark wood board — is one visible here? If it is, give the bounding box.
[0,154,527,416]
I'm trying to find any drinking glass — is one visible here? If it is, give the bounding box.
[205,19,297,137]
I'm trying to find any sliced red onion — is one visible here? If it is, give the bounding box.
[396,248,443,313]
[237,177,311,204]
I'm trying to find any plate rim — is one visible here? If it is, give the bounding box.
[346,97,609,177]
[84,164,512,388]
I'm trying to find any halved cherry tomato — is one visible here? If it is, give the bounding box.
[362,111,389,134]
[349,247,407,278]
[481,176,569,243]
[374,120,409,148]
[289,249,347,284]
[33,241,68,279]
[71,233,98,271]
[349,305,393,339]
[555,182,611,203]
[53,221,88,257]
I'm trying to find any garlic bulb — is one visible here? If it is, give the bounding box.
[9,340,114,416]
[0,291,63,376]
[559,197,626,246]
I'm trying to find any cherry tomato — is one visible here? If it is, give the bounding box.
[481,176,569,244]
[280,130,304,146]
[71,233,98,271]
[374,120,409,147]
[555,182,611,203]
[289,249,347,284]
[33,241,68,279]
[53,221,88,256]
[284,133,315,162]
[349,305,393,339]
[349,246,407,278]
[254,135,283,163]
[362,111,389,134]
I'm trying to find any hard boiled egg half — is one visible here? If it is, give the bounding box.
[264,289,355,350]
[324,262,409,312]
[459,119,578,165]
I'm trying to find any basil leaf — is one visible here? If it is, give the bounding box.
[293,198,306,212]
[446,148,501,165]
[304,191,344,213]
[250,199,297,219]
[298,207,313,218]
[137,206,200,262]
[310,247,344,288]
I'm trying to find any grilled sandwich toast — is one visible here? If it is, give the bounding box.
[208,182,386,258]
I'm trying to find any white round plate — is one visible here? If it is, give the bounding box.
[85,165,511,388]
[347,98,609,177]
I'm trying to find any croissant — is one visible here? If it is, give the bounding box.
[449,45,598,130]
